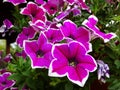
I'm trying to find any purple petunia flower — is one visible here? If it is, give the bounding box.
[82,15,116,43]
[3,0,26,6]
[44,28,64,43]
[0,19,13,37]
[20,2,46,22]
[23,32,53,68]
[97,60,110,83]
[16,26,36,47]
[0,72,15,90]
[3,19,13,30]
[43,1,58,15]
[49,41,97,87]
[43,0,64,15]
[60,20,92,52]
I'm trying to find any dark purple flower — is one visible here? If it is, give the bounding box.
[82,15,116,42]
[3,54,12,62]
[72,8,81,16]
[44,28,64,43]
[97,60,110,83]
[3,0,26,6]
[0,72,15,90]
[0,69,6,74]
[49,41,97,87]
[20,2,46,22]
[15,50,27,59]
[60,20,92,52]
[16,26,36,47]
[23,32,53,68]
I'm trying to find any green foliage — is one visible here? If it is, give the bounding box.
[108,79,120,90]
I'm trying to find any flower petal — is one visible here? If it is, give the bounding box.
[82,15,116,42]
[67,66,89,87]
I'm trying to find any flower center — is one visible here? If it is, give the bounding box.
[31,11,37,17]
[68,34,75,40]
[68,57,78,67]
[36,50,44,58]
[1,81,7,86]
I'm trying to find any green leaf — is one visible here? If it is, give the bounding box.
[109,79,120,90]
[114,60,120,69]
[18,82,26,90]
[8,73,21,80]
[65,82,73,90]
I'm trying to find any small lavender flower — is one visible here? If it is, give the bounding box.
[97,60,110,83]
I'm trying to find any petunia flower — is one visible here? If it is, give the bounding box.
[0,19,13,37]
[43,1,58,15]
[49,41,97,87]
[16,26,36,47]
[43,0,64,15]
[23,32,53,68]
[44,28,64,43]
[97,60,110,83]
[0,72,15,90]
[60,20,92,52]
[3,0,26,6]
[20,2,46,22]
[82,15,116,43]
